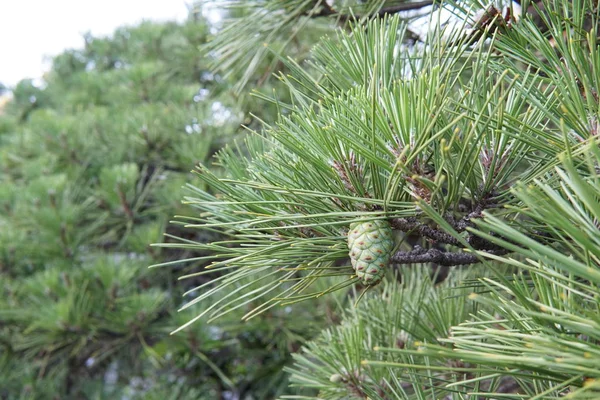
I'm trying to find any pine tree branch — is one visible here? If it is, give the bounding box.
[372,1,435,16]
[391,217,460,246]
[391,246,508,267]
[308,0,435,20]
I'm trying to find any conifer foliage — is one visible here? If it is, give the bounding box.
[0,15,334,399]
[165,0,600,398]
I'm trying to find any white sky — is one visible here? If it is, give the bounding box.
[0,0,191,87]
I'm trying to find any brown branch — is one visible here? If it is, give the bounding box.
[309,0,336,17]
[308,0,435,21]
[391,246,508,267]
[391,217,460,246]
[373,1,435,17]
[117,186,134,220]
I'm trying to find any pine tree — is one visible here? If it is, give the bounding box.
[0,12,335,399]
[162,0,600,398]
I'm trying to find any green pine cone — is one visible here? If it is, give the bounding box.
[347,219,394,285]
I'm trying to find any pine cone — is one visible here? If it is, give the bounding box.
[347,219,394,285]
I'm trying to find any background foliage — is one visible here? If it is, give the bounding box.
[0,8,336,399]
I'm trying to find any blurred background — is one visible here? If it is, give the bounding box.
[0,1,341,399]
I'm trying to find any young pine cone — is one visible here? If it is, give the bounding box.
[347,219,394,285]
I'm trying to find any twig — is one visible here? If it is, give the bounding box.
[391,246,508,267]
[372,1,435,17]
[308,0,435,21]
[391,217,460,246]
[117,186,134,220]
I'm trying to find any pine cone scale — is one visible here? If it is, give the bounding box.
[347,219,394,285]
